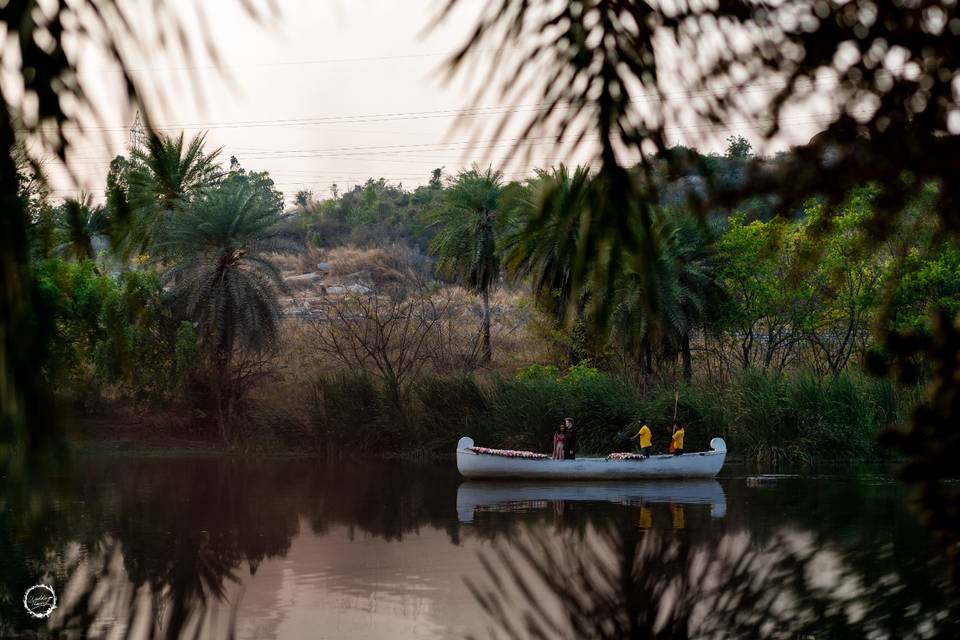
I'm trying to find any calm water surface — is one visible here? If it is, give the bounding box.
[1,456,957,638]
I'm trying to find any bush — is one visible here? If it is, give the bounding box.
[487,366,642,454]
[34,258,181,407]
[715,368,912,464]
[411,374,489,449]
[310,372,391,455]
[515,363,560,381]
[304,363,916,461]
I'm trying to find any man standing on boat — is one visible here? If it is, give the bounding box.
[562,417,577,460]
[627,420,653,458]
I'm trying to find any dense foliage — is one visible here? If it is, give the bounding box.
[16,136,957,462]
[33,259,186,408]
[17,133,290,444]
[303,175,444,249]
[308,363,913,461]
[432,0,960,576]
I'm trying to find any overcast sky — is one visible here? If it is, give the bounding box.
[42,0,823,205]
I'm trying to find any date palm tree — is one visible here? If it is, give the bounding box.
[155,181,285,443]
[123,132,223,255]
[53,194,112,262]
[429,166,504,363]
[502,164,603,362]
[615,213,723,380]
[502,165,592,323]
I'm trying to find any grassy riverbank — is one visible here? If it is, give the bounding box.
[304,365,918,462]
[67,364,917,463]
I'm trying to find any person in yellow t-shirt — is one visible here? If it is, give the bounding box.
[670,422,685,456]
[628,420,653,458]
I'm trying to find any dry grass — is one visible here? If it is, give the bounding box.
[321,244,431,287]
[483,287,551,374]
[277,285,550,381]
[269,246,323,276]
[277,243,434,299]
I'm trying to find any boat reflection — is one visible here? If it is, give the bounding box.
[456,480,726,522]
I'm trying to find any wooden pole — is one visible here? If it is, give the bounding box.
[673,352,680,422]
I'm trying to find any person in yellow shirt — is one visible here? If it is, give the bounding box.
[628,420,653,458]
[670,422,685,456]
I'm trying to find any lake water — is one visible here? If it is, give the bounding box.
[2,456,958,638]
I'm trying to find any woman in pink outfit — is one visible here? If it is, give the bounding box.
[552,424,567,460]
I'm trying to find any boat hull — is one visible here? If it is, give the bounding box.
[456,436,727,480]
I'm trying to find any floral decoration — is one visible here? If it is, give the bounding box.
[606,452,649,460]
[467,446,549,459]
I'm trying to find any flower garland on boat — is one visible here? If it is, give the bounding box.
[467,446,549,459]
[606,452,648,460]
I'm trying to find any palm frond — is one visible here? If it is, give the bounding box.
[428,165,504,293]
[124,132,224,256]
[160,180,288,356]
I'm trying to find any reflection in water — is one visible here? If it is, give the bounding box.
[0,458,958,638]
[639,506,652,530]
[456,480,726,523]
[671,503,685,529]
[0,458,461,638]
[467,519,960,639]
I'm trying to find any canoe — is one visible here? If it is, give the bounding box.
[456,436,727,480]
[456,479,727,522]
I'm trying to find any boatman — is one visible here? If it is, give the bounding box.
[629,420,653,458]
[670,422,685,456]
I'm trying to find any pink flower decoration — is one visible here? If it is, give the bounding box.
[467,446,549,459]
[606,452,648,460]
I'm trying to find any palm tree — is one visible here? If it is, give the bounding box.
[155,181,285,443]
[614,212,724,380]
[53,194,112,261]
[429,166,504,363]
[124,132,223,255]
[502,165,592,323]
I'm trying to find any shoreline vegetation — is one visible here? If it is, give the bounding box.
[68,364,917,465]
[21,136,943,465]
[5,4,960,636]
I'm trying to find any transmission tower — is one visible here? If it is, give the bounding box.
[129,111,145,156]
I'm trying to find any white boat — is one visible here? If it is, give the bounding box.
[456,479,727,522]
[456,436,727,480]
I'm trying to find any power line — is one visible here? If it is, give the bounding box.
[54,106,859,166]
[229,111,862,158]
[26,82,788,134]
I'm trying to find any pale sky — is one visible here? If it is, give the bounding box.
[37,0,825,205]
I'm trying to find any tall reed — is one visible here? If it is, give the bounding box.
[305,365,918,461]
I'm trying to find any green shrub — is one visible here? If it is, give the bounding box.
[174,321,199,388]
[487,370,641,454]
[305,363,916,461]
[715,368,915,464]
[411,374,490,449]
[515,363,560,381]
[310,372,391,455]
[560,362,604,384]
